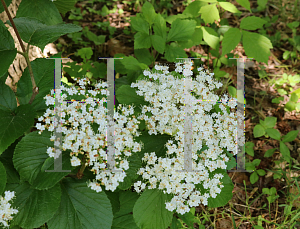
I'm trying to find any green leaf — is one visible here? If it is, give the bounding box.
[290,93,298,102]
[142,2,156,26]
[271,97,284,104]
[117,153,142,190]
[252,159,261,167]
[0,20,17,77]
[0,161,6,195]
[47,177,113,229]
[266,128,279,140]
[265,125,279,135]
[167,19,196,42]
[280,141,290,163]
[115,191,139,217]
[0,140,20,184]
[16,0,63,25]
[282,130,299,143]
[208,173,233,208]
[53,0,76,16]
[222,28,241,55]
[283,50,290,60]
[288,74,300,87]
[13,130,72,190]
[242,30,272,64]
[264,148,277,157]
[228,85,237,98]
[183,1,206,17]
[130,14,149,35]
[0,104,35,155]
[164,42,188,62]
[250,171,259,184]
[253,124,265,138]
[112,214,140,229]
[134,32,151,49]
[134,130,172,159]
[245,142,254,156]
[190,28,203,46]
[151,35,166,54]
[201,27,220,50]
[153,14,167,41]
[257,169,266,176]
[0,82,17,112]
[16,58,55,114]
[133,189,173,229]
[285,101,296,111]
[264,117,277,128]
[116,85,148,108]
[0,0,12,13]
[218,2,241,13]
[235,0,252,12]
[134,49,153,66]
[199,3,219,24]
[104,190,120,215]
[7,182,61,228]
[240,16,267,30]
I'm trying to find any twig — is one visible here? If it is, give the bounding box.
[1,0,39,104]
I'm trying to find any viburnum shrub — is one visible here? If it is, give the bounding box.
[36,77,143,193]
[0,191,18,228]
[130,60,243,215]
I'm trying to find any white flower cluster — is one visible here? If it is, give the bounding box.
[131,61,240,215]
[36,77,142,192]
[0,191,18,228]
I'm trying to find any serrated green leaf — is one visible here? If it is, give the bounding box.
[153,14,167,41]
[134,31,151,49]
[47,178,113,229]
[115,191,139,217]
[199,3,219,24]
[167,19,196,42]
[201,27,220,50]
[151,35,166,54]
[219,2,241,13]
[208,173,233,208]
[53,0,76,16]
[134,49,153,66]
[282,130,299,143]
[253,124,265,138]
[142,2,156,26]
[240,16,267,30]
[242,30,272,64]
[133,189,173,229]
[164,42,188,62]
[7,182,61,228]
[16,0,62,25]
[0,82,17,112]
[130,14,149,35]
[0,104,35,155]
[264,148,277,157]
[0,20,17,77]
[13,130,72,190]
[250,172,259,184]
[222,28,241,55]
[280,141,290,162]
[235,0,252,12]
[112,214,140,229]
